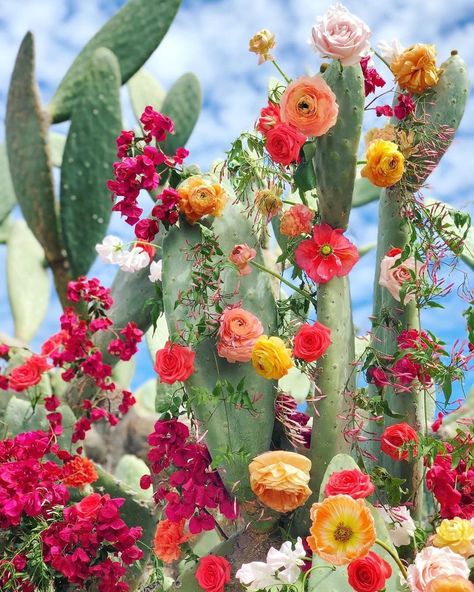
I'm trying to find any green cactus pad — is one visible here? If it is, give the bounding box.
[352,176,380,207]
[5,32,68,304]
[48,132,66,168]
[7,220,51,343]
[160,73,202,156]
[0,143,16,224]
[48,0,181,122]
[128,68,167,122]
[114,454,153,500]
[314,62,365,229]
[60,47,122,278]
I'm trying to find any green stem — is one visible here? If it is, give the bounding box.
[271,60,291,84]
[375,538,407,581]
[301,564,336,588]
[249,260,316,307]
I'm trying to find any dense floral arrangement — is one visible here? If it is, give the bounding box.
[0,2,473,592]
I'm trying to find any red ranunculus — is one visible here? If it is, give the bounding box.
[381,423,419,461]
[8,355,51,392]
[154,342,195,384]
[295,223,360,284]
[265,122,306,166]
[347,551,392,592]
[324,469,375,499]
[293,322,331,362]
[195,555,231,592]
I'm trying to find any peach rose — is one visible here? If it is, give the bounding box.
[427,576,474,592]
[217,307,264,363]
[280,76,338,137]
[279,204,313,237]
[407,547,470,592]
[177,175,228,224]
[249,451,311,513]
[228,244,257,276]
[379,249,418,303]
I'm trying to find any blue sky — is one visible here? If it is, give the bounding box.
[0,0,473,396]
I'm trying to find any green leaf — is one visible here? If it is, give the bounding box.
[128,67,166,122]
[60,47,122,277]
[7,220,51,343]
[0,143,17,224]
[160,73,202,155]
[6,33,64,268]
[48,0,181,122]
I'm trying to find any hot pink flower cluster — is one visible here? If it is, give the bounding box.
[142,419,238,534]
[0,431,69,528]
[108,106,188,241]
[426,442,474,519]
[41,493,143,592]
[360,56,386,96]
[375,92,415,120]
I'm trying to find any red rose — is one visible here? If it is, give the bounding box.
[154,341,195,384]
[8,355,51,392]
[347,551,392,592]
[41,331,68,356]
[265,122,306,166]
[324,469,375,499]
[195,555,231,592]
[74,493,103,519]
[293,322,331,362]
[367,366,389,387]
[381,423,419,461]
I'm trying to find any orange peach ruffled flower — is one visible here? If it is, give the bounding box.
[427,576,474,592]
[249,29,276,65]
[249,450,311,513]
[251,335,293,380]
[228,244,257,276]
[217,307,264,363]
[280,204,313,237]
[390,44,440,94]
[153,518,191,563]
[361,139,405,188]
[307,494,376,566]
[62,456,98,488]
[365,124,396,148]
[280,75,338,137]
[177,175,228,224]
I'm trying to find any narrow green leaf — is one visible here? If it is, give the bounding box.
[7,220,50,343]
[60,47,122,277]
[48,0,181,122]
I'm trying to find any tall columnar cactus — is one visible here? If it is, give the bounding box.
[304,61,365,513]
[368,52,469,516]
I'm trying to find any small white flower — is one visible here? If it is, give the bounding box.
[95,235,124,264]
[266,537,306,585]
[118,247,150,273]
[376,505,416,547]
[148,260,163,283]
[235,562,281,591]
[378,38,404,64]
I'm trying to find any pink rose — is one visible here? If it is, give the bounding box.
[379,250,418,303]
[407,547,469,592]
[217,307,263,363]
[311,3,371,67]
[265,122,306,166]
[228,244,257,276]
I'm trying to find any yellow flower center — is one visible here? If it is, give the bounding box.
[334,523,353,543]
[320,244,333,256]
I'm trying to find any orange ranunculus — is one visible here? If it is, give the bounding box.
[279,204,313,237]
[217,307,264,363]
[280,75,338,137]
[62,456,98,488]
[307,494,376,566]
[361,139,405,188]
[427,576,474,592]
[177,175,228,224]
[153,518,191,563]
[390,44,439,94]
[249,450,311,513]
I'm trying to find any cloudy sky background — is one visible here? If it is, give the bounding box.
[0,0,473,397]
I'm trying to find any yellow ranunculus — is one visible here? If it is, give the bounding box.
[249,450,311,512]
[248,29,276,65]
[433,517,474,557]
[177,175,228,224]
[251,335,293,380]
[361,139,405,188]
[390,43,440,94]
